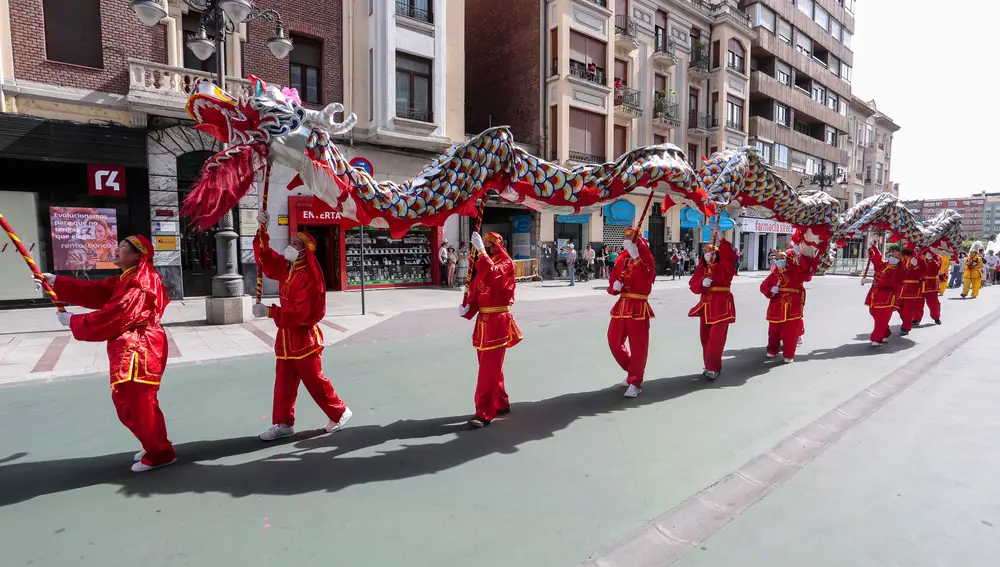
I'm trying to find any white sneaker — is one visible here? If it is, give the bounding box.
[325,407,353,433]
[783,357,794,363]
[871,341,882,347]
[766,352,777,358]
[624,384,641,398]
[704,370,720,381]
[134,449,145,462]
[797,337,803,345]
[259,424,294,441]
[131,458,177,473]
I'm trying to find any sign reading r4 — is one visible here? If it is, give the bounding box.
[87,164,127,197]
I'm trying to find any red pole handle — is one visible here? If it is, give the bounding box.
[255,163,273,304]
[0,213,66,312]
[463,199,487,303]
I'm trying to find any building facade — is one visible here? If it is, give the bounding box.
[0,0,465,305]
[466,0,755,276]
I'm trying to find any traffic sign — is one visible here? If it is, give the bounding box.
[349,157,374,176]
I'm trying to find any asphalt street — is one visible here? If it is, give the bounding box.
[0,276,996,567]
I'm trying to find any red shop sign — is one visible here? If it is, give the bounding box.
[295,197,344,225]
[87,164,127,197]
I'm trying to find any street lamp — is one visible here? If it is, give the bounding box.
[797,165,844,191]
[130,0,293,317]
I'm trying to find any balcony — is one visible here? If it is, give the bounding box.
[127,60,251,119]
[688,110,711,136]
[614,15,639,52]
[569,150,607,164]
[395,0,433,24]
[755,29,850,91]
[580,0,608,7]
[614,86,642,118]
[568,60,608,86]
[651,36,677,68]
[726,119,745,132]
[688,48,711,80]
[653,103,681,129]
[748,116,847,164]
[749,71,849,132]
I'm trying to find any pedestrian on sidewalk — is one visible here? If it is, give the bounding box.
[460,232,522,428]
[596,245,606,279]
[563,243,577,286]
[447,246,457,287]
[253,212,352,441]
[40,234,176,473]
[457,242,470,283]
[438,240,450,287]
[949,252,964,288]
[865,242,902,346]
[688,231,736,380]
[670,247,682,280]
[607,227,656,398]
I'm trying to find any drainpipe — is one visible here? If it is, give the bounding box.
[540,0,548,158]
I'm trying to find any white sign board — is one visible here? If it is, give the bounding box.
[153,221,178,234]
[740,217,794,234]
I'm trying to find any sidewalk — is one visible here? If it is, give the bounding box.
[0,276,751,384]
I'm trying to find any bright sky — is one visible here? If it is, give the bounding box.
[851,1,994,201]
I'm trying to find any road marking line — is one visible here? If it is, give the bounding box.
[319,319,348,332]
[241,322,275,346]
[584,305,1000,567]
[31,336,70,373]
[164,328,181,359]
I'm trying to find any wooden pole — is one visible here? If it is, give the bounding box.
[254,163,273,304]
[463,198,487,303]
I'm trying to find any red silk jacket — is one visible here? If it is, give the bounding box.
[688,239,737,324]
[255,232,325,359]
[865,247,902,309]
[899,256,925,300]
[759,260,807,323]
[463,251,523,351]
[922,254,943,295]
[607,238,656,320]
[55,263,170,388]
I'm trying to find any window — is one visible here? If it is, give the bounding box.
[842,29,853,49]
[840,64,852,83]
[711,91,719,124]
[825,127,837,146]
[655,10,668,52]
[569,31,608,84]
[796,33,812,57]
[396,52,432,121]
[614,58,629,84]
[614,125,628,159]
[830,19,842,42]
[775,103,790,126]
[654,73,667,94]
[829,55,840,77]
[876,163,884,184]
[777,18,793,44]
[776,60,791,85]
[866,166,872,182]
[812,83,826,105]
[182,11,217,73]
[290,36,323,104]
[796,0,813,18]
[755,140,772,163]
[569,108,607,161]
[750,3,776,32]
[806,156,819,175]
[839,99,848,116]
[369,48,374,120]
[396,0,433,23]
[727,39,745,73]
[43,0,103,68]
[774,144,789,168]
[813,5,829,31]
[865,125,873,146]
[712,40,721,68]
[726,96,744,130]
[654,134,666,145]
[827,92,838,112]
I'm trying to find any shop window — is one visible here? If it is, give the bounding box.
[396,52,433,122]
[43,0,103,68]
[291,36,323,104]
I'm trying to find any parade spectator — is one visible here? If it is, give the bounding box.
[447,246,458,287]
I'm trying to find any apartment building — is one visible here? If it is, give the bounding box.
[743,0,854,195]
[982,194,1000,239]
[0,0,465,304]
[466,0,755,274]
[923,198,985,240]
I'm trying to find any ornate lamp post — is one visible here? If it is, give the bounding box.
[130,0,292,321]
[797,165,844,192]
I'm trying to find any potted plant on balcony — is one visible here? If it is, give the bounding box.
[654,90,667,115]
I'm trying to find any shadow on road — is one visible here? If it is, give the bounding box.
[0,334,916,506]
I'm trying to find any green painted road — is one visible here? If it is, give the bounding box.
[1,277,997,567]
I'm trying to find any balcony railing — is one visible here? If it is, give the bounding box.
[654,36,676,59]
[397,106,432,123]
[614,86,642,116]
[615,14,637,39]
[654,103,680,125]
[568,60,607,85]
[726,119,744,131]
[569,150,606,163]
[727,61,746,75]
[127,60,251,109]
[688,110,710,130]
[689,49,710,73]
[395,1,433,24]
[583,0,608,7]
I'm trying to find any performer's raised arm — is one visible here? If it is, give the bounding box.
[50,273,119,310]
[253,212,290,281]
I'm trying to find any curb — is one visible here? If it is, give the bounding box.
[584,303,1000,567]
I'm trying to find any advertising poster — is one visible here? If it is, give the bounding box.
[49,207,119,271]
[510,215,531,260]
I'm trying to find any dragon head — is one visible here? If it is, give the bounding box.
[185,75,311,147]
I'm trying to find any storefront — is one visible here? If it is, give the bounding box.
[602,198,636,252]
[481,202,537,260]
[289,196,442,290]
[679,207,735,257]
[737,216,795,271]
[0,116,149,307]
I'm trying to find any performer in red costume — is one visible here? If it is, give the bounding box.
[912,248,943,326]
[688,232,736,380]
[607,227,656,398]
[253,212,351,441]
[460,231,523,428]
[39,235,175,473]
[759,250,808,362]
[896,246,924,336]
[865,242,903,346]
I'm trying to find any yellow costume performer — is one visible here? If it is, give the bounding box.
[938,255,949,295]
[962,249,983,298]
